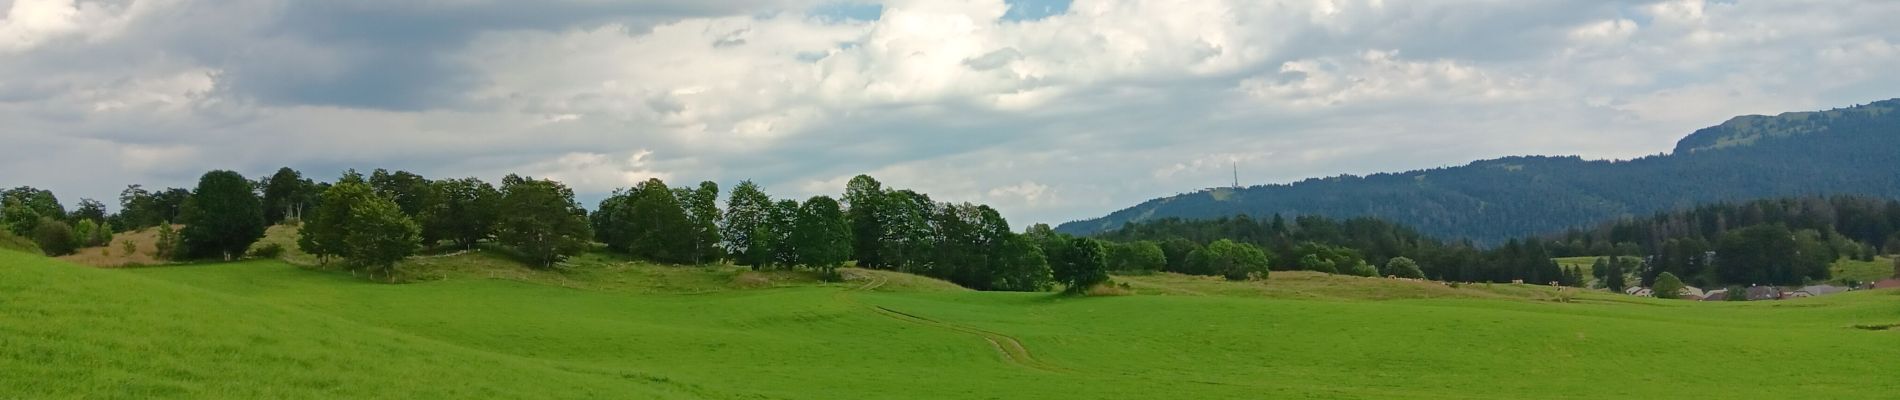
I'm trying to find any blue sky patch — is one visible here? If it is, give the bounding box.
[1003,0,1071,21]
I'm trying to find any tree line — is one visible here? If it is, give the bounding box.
[1546,195,1900,287]
[1091,214,1577,285]
[1090,195,1900,289]
[2,170,1119,292]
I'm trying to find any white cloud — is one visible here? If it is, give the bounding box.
[2,0,1899,227]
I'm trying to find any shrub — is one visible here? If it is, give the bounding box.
[1383,257,1426,279]
[1344,261,1379,277]
[249,243,286,259]
[1651,272,1685,299]
[32,217,77,256]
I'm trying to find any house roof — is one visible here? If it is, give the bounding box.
[1798,285,1847,295]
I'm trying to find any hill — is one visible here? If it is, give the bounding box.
[1059,99,1900,244]
[8,249,1900,398]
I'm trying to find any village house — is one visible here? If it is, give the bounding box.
[1745,286,1780,301]
[1700,289,1729,301]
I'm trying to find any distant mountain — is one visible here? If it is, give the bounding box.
[1058,99,1900,244]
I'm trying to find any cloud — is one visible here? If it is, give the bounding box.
[2,0,1899,227]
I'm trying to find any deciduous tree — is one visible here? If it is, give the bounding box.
[179,170,266,261]
[496,175,591,269]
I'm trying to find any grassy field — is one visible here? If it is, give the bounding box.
[6,249,1900,398]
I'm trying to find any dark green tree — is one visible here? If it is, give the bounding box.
[1049,237,1109,293]
[496,175,592,269]
[69,198,107,223]
[1106,241,1166,272]
[2,187,64,224]
[616,179,694,263]
[1190,239,1271,281]
[1384,256,1425,279]
[32,217,77,256]
[1158,237,1200,273]
[343,194,422,281]
[178,170,266,261]
[792,195,851,276]
[299,172,371,265]
[368,169,434,218]
[722,181,773,267]
[421,177,501,249]
[843,175,886,268]
[680,181,723,264]
[1605,257,1628,292]
[261,167,312,225]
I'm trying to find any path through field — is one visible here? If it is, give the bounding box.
[838,273,1062,372]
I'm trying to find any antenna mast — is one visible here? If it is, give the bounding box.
[1232,162,1239,189]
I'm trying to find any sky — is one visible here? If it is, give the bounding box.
[3,0,1899,227]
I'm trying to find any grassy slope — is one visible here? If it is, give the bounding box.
[0,250,727,399]
[0,230,37,254]
[58,225,174,267]
[1832,256,1897,284]
[9,248,1900,398]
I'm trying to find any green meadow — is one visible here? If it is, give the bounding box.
[5,249,1899,399]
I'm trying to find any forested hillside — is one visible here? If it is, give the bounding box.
[1059,99,1900,244]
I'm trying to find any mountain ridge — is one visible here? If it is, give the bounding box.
[1057,99,1900,244]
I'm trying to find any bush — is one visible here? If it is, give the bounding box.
[1652,272,1685,299]
[249,243,286,259]
[1344,261,1379,277]
[32,217,77,256]
[1383,257,1426,279]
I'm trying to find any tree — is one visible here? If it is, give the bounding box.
[755,199,802,268]
[1049,237,1109,293]
[989,234,1052,292]
[844,175,886,269]
[722,181,773,267]
[877,190,935,273]
[69,198,107,223]
[1106,241,1167,272]
[1344,261,1379,277]
[90,221,114,248]
[2,187,64,224]
[261,167,312,225]
[496,175,592,269]
[343,195,422,281]
[1189,239,1271,281]
[3,203,39,237]
[32,217,77,256]
[1384,256,1425,279]
[1299,253,1337,274]
[792,195,851,276]
[598,179,694,264]
[72,219,97,248]
[421,177,500,249]
[300,172,371,265]
[1605,257,1628,292]
[1158,237,1200,273]
[116,185,160,230]
[1885,235,1900,256]
[179,170,266,261]
[680,181,723,264]
[1652,272,1685,299]
[369,169,434,218]
[154,222,179,261]
[1715,225,1799,285]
